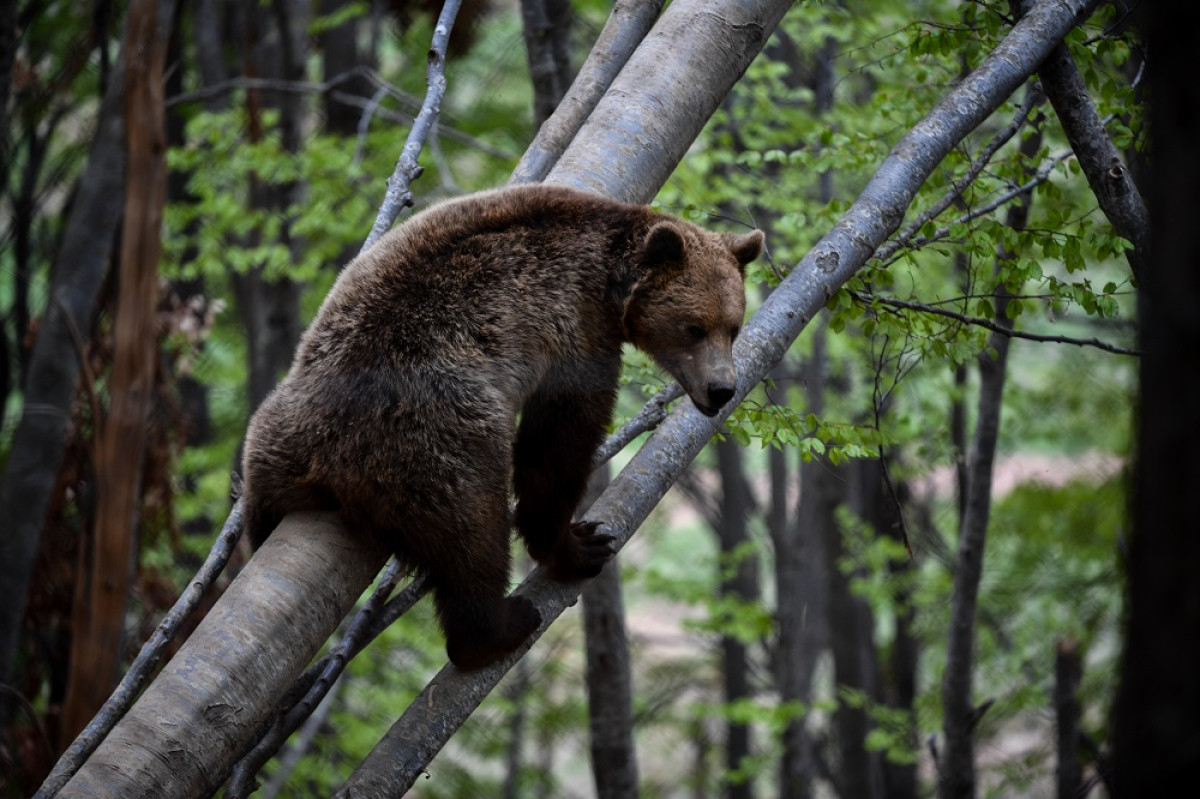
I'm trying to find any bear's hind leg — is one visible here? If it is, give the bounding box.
[412,493,541,670]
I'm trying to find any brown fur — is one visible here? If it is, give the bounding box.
[241,185,762,669]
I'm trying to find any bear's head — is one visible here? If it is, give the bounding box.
[623,221,763,417]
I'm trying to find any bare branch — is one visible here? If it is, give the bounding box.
[851,290,1140,356]
[359,0,464,252]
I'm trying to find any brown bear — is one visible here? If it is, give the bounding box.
[241,184,762,669]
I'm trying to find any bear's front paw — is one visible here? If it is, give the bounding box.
[547,521,616,581]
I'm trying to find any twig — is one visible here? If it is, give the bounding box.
[34,499,246,798]
[592,384,682,467]
[360,0,464,252]
[351,84,389,168]
[333,90,514,160]
[850,290,1139,355]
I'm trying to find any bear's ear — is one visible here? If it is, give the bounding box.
[643,221,686,268]
[723,230,764,272]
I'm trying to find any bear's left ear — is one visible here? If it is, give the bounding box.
[643,221,686,268]
[722,230,764,272]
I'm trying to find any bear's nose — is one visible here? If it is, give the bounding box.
[707,383,736,409]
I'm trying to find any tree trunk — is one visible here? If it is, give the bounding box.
[232,0,307,410]
[0,21,129,731]
[581,467,640,799]
[716,436,757,799]
[1112,1,1200,792]
[59,0,173,747]
[778,324,832,799]
[318,0,375,136]
[939,85,1043,799]
[1054,639,1082,799]
[520,0,574,127]
[826,457,884,799]
[583,559,640,799]
[54,514,388,798]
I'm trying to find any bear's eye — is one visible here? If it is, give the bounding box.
[687,325,706,341]
[730,325,740,342]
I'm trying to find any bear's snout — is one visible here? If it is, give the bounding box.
[705,382,736,412]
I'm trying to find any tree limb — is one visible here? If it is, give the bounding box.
[1037,28,1148,278]
[850,290,1139,355]
[359,0,463,252]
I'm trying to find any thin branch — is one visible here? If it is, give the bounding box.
[851,290,1138,355]
[360,0,464,252]
[1037,23,1148,278]
[592,384,682,467]
[877,147,1073,267]
[334,90,515,161]
[166,66,421,112]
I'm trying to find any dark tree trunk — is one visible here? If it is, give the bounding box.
[826,457,884,799]
[716,436,757,799]
[520,0,574,127]
[232,0,307,410]
[778,323,833,799]
[583,559,639,798]
[0,29,128,733]
[939,87,1042,799]
[318,0,375,135]
[1054,640,1082,799]
[1112,1,1200,792]
[581,467,640,798]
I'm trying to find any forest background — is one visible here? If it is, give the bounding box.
[0,0,1194,797]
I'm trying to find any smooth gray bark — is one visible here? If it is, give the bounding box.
[511,0,663,184]
[54,514,387,798]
